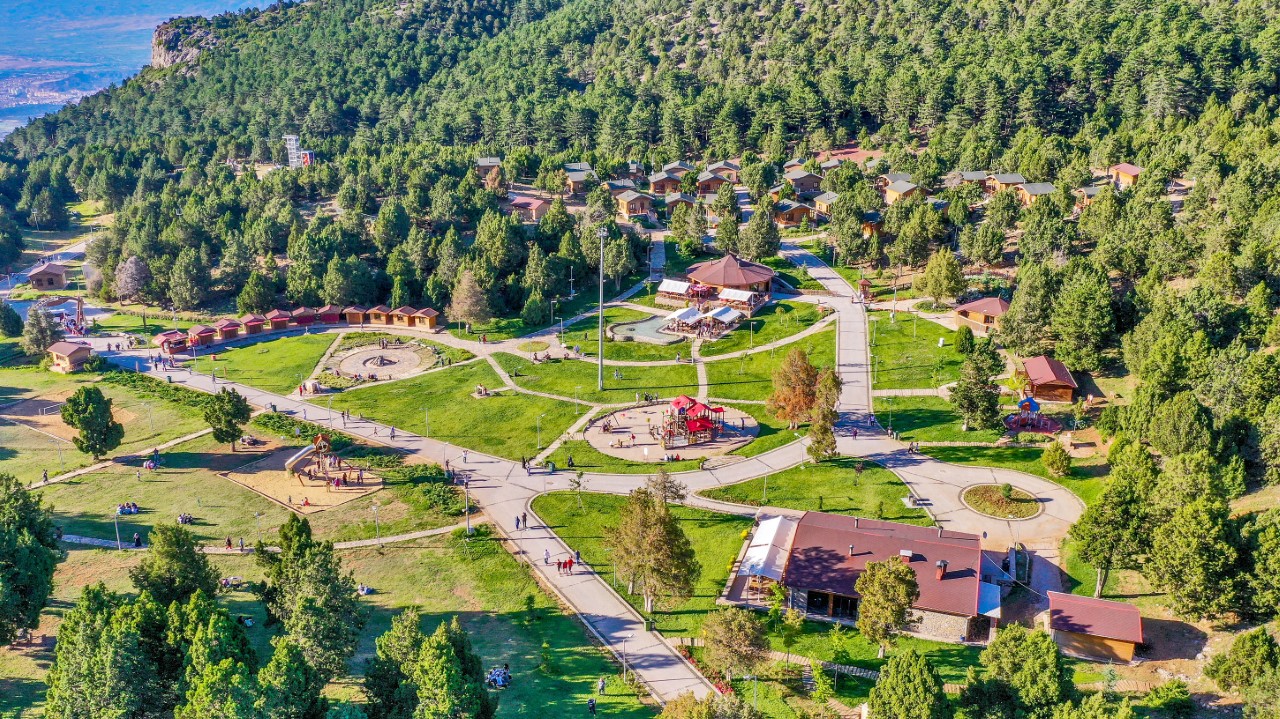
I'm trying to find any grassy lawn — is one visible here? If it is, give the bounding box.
[319,361,583,461]
[961,485,1038,518]
[759,256,824,291]
[1,534,654,719]
[700,301,828,358]
[36,433,295,546]
[189,333,336,394]
[532,492,752,637]
[0,367,208,483]
[558,307,692,363]
[542,440,704,474]
[90,312,197,335]
[493,352,699,405]
[868,310,961,389]
[919,446,1110,506]
[784,621,982,685]
[0,336,30,366]
[873,396,1005,444]
[698,458,931,524]
[706,328,836,402]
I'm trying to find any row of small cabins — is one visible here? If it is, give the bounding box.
[151,305,441,354]
[496,155,1146,228]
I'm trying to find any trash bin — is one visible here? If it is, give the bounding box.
[270,403,277,413]
[166,375,172,383]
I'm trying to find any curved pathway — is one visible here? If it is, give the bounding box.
[81,238,1083,703]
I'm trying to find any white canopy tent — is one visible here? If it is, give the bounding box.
[738,516,798,582]
[665,307,701,324]
[719,288,756,303]
[698,306,744,325]
[657,279,691,295]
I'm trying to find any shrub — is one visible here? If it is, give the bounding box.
[81,354,109,372]
[1144,680,1195,719]
[1096,405,1123,439]
[1205,628,1279,692]
[317,371,363,390]
[955,325,975,354]
[1041,441,1071,477]
[999,483,1014,499]
[251,412,354,449]
[101,371,211,408]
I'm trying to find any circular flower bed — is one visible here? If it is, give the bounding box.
[517,340,550,352]
[961,484,1040,519]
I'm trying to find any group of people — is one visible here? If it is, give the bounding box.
[116,502,140,515]
[485,664,511,688]
[176,512,195,525]
[660,452,684,462]
[556,556,577,575]
[224,537,246,552]
[152,355,179,370]
[357,583,374,596]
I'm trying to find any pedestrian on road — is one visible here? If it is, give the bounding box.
[133,532,142,548]
[587,698,596,716]
[390,427,396,440]
[462,449,469,463]
[544,548,550,564]
[239,538,245,552]
[42,469,48,483]
[597,677,606,695]
[556,559,563,574]
[575,549,581,564]
[565,558,574,575]
[225,537,232,550]
[852,428,858,439]
[521,511,527,529]
[514,516,521,530]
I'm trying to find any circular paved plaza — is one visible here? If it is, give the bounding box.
[584,404,758,462]
[336,346,423,380]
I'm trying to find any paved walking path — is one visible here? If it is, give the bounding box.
[76,236,1084,703]
[62,521,469,552]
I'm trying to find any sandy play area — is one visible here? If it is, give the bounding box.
[221,446,384,514]
[584,403,757,462]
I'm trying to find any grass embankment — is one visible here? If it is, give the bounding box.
[872,396,1006,444]
[493,352,699,405]
[705,328,836,402]
[700,301,827,358]
[190,333,335,394]
[868,310,961,389]
[698,458,930,524]
[320,361,583,461]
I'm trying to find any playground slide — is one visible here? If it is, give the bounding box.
[285,445,316,475]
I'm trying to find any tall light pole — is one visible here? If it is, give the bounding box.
[597,226,608,392]
[373,503,381,546]
[424,407,429,437]
[113,512,122,550]
[621,632,634,683]
[464,481,472,535]
[537,412,547,449]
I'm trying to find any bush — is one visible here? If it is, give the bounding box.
[1144,680,1195,719]
[1205,628,1279,692]
[955,325,975,354]
[251,412,354,449]
[101,371,211,408]
[317,371,363,390]
[342,445,405,469]
[1041,441,1071,477]
[1015,432,1051,444]
[1096,405,1123,439]
[81,354,109,372]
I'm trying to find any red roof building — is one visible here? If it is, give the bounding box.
[686,254,776,294]
[1047,592,1143,662]
[415,307,440,328]
[343,306,369,324]
[187,324,216,346]
[240,314,267,334]
[954,296,1009,334]
[265,309,291,330]
[1021,356,1077,403]
[317,305,343,323]
[292,307,317,325]
[212,318,242,340]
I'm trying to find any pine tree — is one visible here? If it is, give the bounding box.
[170,247,208,310]
[949,342,1001,431]
[238,271,276,314]
[870,650,952,719]
[1145,498,1240,620]
[323,255,355,306]
[129,523,221,606]
[521,288,550,326]
[916,250,965,305]
[365,610,426,719]
[608,487,701,612]
[0,300,22,337]
[700,607,768,681]
[0,473,59,645]
[257,638,330,719]
[1051,264,1113,372]
[768,348,819,429]
[205,387,252,451]
[740,198,780,260]
[807,368,840,462]
[446,270,492,331]
[60,386,124,460]
[410,624,494,719]
[855,559,920,658]
[1068,469,1146,597]
[178,658,258,719]
[977,626,1071,716]
[21,307,63,355]
[999,263,1056,357]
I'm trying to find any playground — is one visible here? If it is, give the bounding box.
[584,395,758,462]
[221,435,384,514]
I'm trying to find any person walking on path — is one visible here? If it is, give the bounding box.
[597,677,606,695]
[587,698,596,716]
[556,559,563,575]
[521,511,528,529]
[225,537,233,550]
[42,469,48,483]
[565,557,574,575]
[514,516,521,531]
[544,548,551,565]
[462,449,469,463]
[239,538,245,552]
[133,532,142,548]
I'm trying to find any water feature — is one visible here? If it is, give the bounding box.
[609,315,681,345]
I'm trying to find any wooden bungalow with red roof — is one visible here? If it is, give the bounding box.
[390,306,419,327]
[954,297,1009,334]
[241,314,266,335]
[317,305,343,324]
[47,341,93,373]
[292,307,317,326]
[415,308,440,329]
[213,318,242,341]
[343,306,368,325]
[1108,163,1143,190]
[187,325,216,347]
[1019,355,1077,403]
[687,253,776,295]
[154,330,189,354]
[367,305,392,325]
[265,309,291,331]
[1046,592,1143,663]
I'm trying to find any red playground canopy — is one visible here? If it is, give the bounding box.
[686,418,714,432]
[671,395,697,411]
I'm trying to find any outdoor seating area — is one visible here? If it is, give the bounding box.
[661,305,745,339]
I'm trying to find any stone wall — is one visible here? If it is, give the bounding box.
[909,609,972,643]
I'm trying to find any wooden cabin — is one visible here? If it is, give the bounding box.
[240,314,266,335]
[317,305,343,324]
[188,325,216,347]
[648,171,682,196]
[883,180,919,205]
[28,262,69,290]
[954,297,1009,334]
[343,306,369,325]
[292,307,317,326]
[415,308,440,329]
[1016,182,1056,207]
[265,309,292,331]
[696,172,730,197]
[773,199,814,227]
[616,190,654,220]
[390,306,419,327]
[213,318,242,341]
[1108,163,1143,190]
[47,341,92,373]
[367,305,392,325]
[985,173,1026,194]
[707,161,740,184]
[1047,592,1143,663]
[1020,356,1077,402]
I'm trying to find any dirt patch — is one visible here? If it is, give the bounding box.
[2,390,137,442]
[222,445,383,514]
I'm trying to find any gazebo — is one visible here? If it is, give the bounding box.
[686,254,775,295]
[857,278,873,301]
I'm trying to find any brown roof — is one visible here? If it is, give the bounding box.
[317,305,342,315]
[369,305,391,313]
[213,318,241,329]
[415,308,440,317]
[1023,355,1077,389]
[240,314,266,324]
[265,309,291,320]
[783,513,983,617]
[1110,163,1143,177]
[343,306,368,314]
[31,262,68,276]
[47,341,91,357]
[188,325,215,335]
[291,306,316,317]
[1048,592,1143,644]
[955,297,1009,317]
[390,306,417,316]
[687,254,776,287]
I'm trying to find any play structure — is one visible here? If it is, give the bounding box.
[661,395,726,448]
[586,398,757,463]
[1004,396,1061,434]
[285,433,331,475]
[33,295,86,334]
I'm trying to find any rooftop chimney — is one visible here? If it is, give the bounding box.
[936,560,949,580]
[899,549,913,563]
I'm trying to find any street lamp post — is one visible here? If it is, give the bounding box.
[424,407,430,437]
[464,481,472,535]
[113,512,121,551]
[373,504,381,546]
[597,227,607,392]
[537,412,547,449]
[621,632,634,683]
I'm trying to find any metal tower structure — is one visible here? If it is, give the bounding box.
[283,135,302,169]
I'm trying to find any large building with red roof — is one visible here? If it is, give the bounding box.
[731,512,1007,643]
[1020,355,1078,402]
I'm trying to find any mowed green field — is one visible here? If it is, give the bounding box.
[319,361,584,461]
[698,458,930,523]
[493,352,699,405]
[190,333,336,394]
[698,300,828,357]
[868,310,962,389]
[705,328,836,401]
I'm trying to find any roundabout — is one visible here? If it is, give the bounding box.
[960,483,1042,520]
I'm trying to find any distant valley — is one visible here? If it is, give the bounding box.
[0,0,258,136]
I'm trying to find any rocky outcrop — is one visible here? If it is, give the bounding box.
[151,18,219,70]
